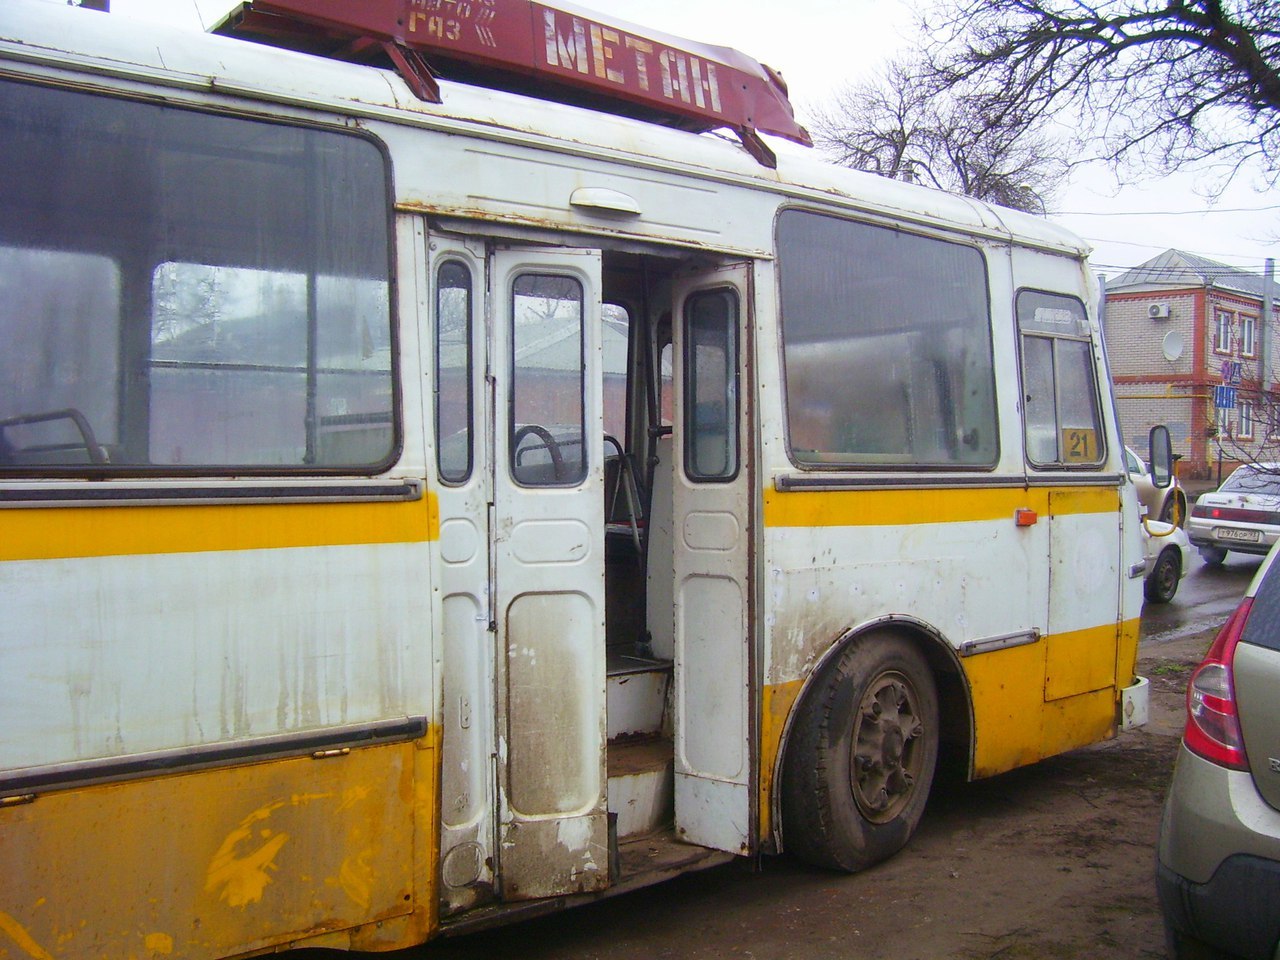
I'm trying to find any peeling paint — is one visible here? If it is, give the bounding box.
[0,910,55,960]
[206,824,290,908]
[143,932,174,955]
[204,794,331,908]
[338,850,374,910]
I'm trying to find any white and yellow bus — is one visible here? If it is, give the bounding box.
[1,1,1153,957]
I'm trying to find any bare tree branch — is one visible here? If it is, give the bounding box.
[919,0,1280,190]
[810,58,1067,213]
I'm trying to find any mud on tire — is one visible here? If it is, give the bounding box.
[781,633,939,872]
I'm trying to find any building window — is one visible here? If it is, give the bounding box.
[1239,401,1255,440]
[1216,404,1233,437]
[1241,315,1258,358]
[1214,310,1234,355]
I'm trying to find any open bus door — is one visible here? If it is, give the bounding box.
[490,247,610,900]
[670,264,755,855]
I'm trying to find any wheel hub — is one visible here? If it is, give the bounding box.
[850,672,925,823]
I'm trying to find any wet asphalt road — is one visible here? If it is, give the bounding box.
[1140,546,1263,648]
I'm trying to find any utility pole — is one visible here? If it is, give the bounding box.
[1263,258,1275,395]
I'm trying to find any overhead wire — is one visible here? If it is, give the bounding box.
[1059,204,1280,217]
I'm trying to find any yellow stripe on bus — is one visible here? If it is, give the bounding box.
[763,484,1119,528]
[0,495,438,562]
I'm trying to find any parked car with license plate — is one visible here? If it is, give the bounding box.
[1188,462,1280,566]
[1157,540,1280,959]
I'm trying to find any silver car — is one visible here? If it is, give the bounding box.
[1188,462,1280,566]
[1157,541,1280,959]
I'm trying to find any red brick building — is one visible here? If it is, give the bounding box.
[1103,249,1279,481]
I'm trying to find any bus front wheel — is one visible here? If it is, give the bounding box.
[781,634,939,872]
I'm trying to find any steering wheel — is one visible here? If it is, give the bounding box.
[512,424,566,481]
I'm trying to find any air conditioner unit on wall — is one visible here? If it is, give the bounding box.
[1148,302,1172,320]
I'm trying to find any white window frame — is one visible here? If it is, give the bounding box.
[1239,400,1255,440]
[1214,310,1234,355]
[1240,314,1258,358]
[1216,404,1233,437]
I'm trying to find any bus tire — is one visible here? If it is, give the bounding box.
[781,634,938,873]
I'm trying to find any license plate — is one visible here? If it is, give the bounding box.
[1218,527,1262,543]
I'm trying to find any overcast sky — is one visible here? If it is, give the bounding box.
[54,0,1280,281]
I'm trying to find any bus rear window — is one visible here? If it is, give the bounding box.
[0,80,395,474]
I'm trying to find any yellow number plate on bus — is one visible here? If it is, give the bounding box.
[1062,428,1098,462]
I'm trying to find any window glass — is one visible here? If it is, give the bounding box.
[1239,401,1255,440]
[684,289,739,481]
[658,341,674,427]
[0,80,394,473]
[1017,291,1104,467]
[436,261,473,483]
[602,303,630,443]
[148,265,390,466]
[0,248,120,465]
[1222,465,1280,496]
[1241,316,1257,357]
[510,273,586,486]
[1021,336,1058,464]
[1215,310,1233,353]
[777,210,997,467]
[1242,554,1280,652]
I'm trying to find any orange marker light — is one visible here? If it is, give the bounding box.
[1015,508,1039,527]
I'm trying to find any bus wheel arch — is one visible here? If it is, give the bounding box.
[778,623,971,872]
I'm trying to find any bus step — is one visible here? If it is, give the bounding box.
[607,736,673,840]
[606,652,671,740]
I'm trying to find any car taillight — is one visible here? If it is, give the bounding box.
[1184,598,1253,770]
[1193,504,1280,524]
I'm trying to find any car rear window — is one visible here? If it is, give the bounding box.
[1222,467,1280,496]
[1242,558,1280,652]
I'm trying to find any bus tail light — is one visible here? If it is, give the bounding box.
[1184,598,1253,770]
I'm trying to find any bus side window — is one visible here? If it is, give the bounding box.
[436,260,474,484]
[776,209,998,468]
[0,80,395,474]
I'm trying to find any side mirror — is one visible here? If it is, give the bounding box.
[1148,425,1173,489]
